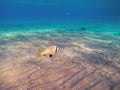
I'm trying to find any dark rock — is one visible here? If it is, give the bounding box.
[80,27,87,31]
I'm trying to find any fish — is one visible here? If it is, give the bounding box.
[37,45,59,58]
[37,49,42,58]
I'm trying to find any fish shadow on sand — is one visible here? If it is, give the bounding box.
[25,59,41,66]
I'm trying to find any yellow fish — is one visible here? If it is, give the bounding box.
[37,45,59,58]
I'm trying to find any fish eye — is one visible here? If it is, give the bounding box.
[49,54,53,57]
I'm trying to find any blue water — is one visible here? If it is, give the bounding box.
[0,0,120,25]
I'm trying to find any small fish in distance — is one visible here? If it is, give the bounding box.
[37,45,59,58]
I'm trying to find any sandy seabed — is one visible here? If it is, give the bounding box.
[0,29,120,90]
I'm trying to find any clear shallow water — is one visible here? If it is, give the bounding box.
[0,0,120,90]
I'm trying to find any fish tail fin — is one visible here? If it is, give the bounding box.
[37,49,42,58]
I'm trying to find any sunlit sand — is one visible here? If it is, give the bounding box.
[0,26,120,90]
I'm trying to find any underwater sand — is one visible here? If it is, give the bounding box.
[0,25,120,90]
